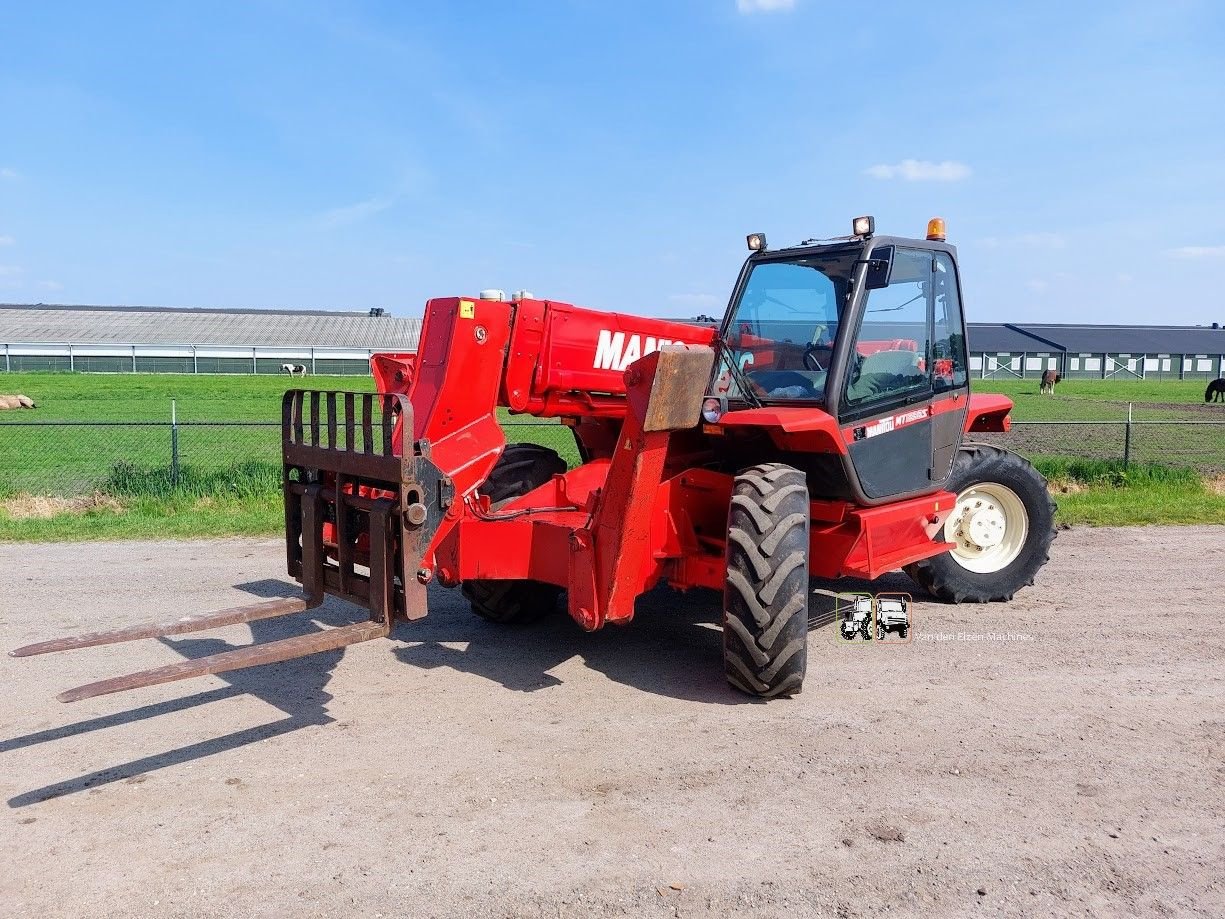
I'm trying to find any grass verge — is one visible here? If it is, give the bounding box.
[0,493,283,541]
[1034,458,1224,526]
[2,457,1221,541]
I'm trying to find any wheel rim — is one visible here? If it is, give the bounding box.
[944,482,1029,574]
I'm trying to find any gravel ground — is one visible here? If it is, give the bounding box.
[1,527,1223,918]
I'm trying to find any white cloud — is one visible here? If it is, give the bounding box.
[0,265,22,277]
[312,193,398,229]
[1167,245,1225,259]
[1026,279,1049,294]
[38,280,63,291]
[0,168,17,180]
[0,235,13,246]
[864,159,971,182]
[737,0,795,12]
[1117,272,1134,284]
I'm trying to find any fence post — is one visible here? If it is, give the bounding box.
[171,399,180,489]
[1123,402,1132,470]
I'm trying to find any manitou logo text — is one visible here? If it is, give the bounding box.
[864,406,930,438]
[593,330,676,372]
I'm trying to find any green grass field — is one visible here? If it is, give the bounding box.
[0,371,376,421]
[973,378,1222,422]
[5,370,1218,422]
[0,371,1221,539]
[0,372,575,501]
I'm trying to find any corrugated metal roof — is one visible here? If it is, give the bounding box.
[0,304,421,350]
[968,322,1225,354]
[1008,323,1225,354]
[967,324,1054,352]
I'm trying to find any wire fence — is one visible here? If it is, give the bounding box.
[0,421,581,498]
[0,416,1220,499]
[977,421,1225,474]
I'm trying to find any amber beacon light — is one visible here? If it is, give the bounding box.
[926,217,947,242]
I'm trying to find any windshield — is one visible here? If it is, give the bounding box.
[712,246,860,403]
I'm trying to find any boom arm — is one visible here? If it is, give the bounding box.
[374,296,717,420]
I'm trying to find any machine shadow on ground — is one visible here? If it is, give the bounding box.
[5,571,930,805]
[4,579,353,806]
[391,570,927,702]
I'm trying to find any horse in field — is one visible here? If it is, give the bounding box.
[1040,370,1061,395]
[0,394,36,409]
[1206,379,1225,403]
[281,363,307,377]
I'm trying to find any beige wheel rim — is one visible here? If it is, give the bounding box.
[944,482,1028,574]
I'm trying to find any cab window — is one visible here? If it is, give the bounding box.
[844,247,932,409]
[932,252,968,391]
[717,253,854,402]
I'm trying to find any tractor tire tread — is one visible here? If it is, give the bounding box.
[723,463,810,698]
[908,445,1056,604]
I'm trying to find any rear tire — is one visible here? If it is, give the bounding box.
[906,446,1055,603]
[723,463,810,698]
[461,443,566,624]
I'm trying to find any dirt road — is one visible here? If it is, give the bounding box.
[2,527,1222,918]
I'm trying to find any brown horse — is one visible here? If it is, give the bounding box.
[1040,370,1061,395]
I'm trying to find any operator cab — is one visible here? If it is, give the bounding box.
[706,217,972,504]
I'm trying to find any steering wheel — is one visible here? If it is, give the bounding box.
[803,344,829,372]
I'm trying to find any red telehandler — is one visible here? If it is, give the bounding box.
[14,217,1054,700]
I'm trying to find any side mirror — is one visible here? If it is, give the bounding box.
[863,245,895,290]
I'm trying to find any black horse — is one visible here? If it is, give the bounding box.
[1206,379,1225,403]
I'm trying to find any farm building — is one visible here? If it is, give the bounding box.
[967,323,1225,381]
[1,303,1222,381]
[0,303,421,375]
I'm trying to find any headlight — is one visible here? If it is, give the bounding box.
[702,397,725,424]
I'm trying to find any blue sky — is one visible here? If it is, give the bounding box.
[0,0,1222,323]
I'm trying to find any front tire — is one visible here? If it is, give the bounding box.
[906,446,1055,603]
[723,463,810,698]
[461,443,567,623]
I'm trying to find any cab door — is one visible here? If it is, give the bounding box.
[838,246,969,500]
[926,250,972,482]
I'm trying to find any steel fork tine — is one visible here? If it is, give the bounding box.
[10,596,317,658]
[56,620,388,703]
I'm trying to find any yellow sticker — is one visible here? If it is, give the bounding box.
[459,300,475,319]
